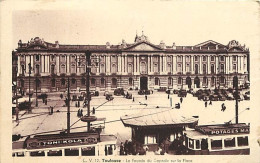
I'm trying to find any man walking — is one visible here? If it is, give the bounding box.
[205,101,207,108]
[180,97,183,103]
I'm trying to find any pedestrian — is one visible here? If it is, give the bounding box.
[180,97,183,103]
[168,94,170,99]
[221,103,225,112]
[124,140,129,155]
[80,109,83,117]
[48,106,51,115]
[51,106,53,114]
[60,94,63,99]
[78,100,80,107]
[132,97,135,102]
[45,99,48,105]
[151,90,153,94]
[209,100,212,105]
[77,109,80,117]
[105,146,108,156]
[205,101,207,108]
[92,107,95,114]
[145,95,147,100]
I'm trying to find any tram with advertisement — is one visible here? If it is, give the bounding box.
[12,131,117,157]
[183,123,250,155]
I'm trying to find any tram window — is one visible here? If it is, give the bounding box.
[30,151,45,156]
[144,135,156,144]
[211,139,222,149]
[47,149,62,156]
[65,148,79,156]
[195,140,200,149]
[224,138,236,148]
[201,139,208,150]
[16,152,25,157]
[237,136,249,146]
[105,145,114,155]
[189,138,194,149]
[82,147,95,156]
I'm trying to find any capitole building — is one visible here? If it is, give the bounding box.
[14,32,250,93]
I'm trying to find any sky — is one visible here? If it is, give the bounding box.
[12,1,259,52]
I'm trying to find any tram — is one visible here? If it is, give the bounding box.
[183,123,250,155]
[12,131,118,157]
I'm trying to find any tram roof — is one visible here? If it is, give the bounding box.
[120,109,198,128]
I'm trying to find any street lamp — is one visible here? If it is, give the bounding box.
[28,63,32,113]
[35,77,38,107]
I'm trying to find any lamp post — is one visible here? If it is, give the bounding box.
[35,77,38,107]
[67,77,70,134]
[28,63,32,113]
[15,66,19,122]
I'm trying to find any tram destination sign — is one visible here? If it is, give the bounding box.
[208,127,250,135]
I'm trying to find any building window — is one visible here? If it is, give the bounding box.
[195,64,199,74]
[36,55,40,61]
[51,64,55,74]
[224,138,235,148]
[203,56,206,61]
[82,147,95,156]
[111,64,117,73]
[154,63,158,73]
[51,55,55,61]
[111,56,117,62]
[186,64,190,72]
[233,64,237,72]
[186,56,190,62]
[100,56,105,62]
[237,136,248,146]
[101,78,105,87]
[220,56,224,61]
[220,76,225,84]
[51,79,55,87]
[65,148,79,156]
[211,139,222,150]
[61,78,65,86]
[129,78,133,85]
[203,64,207,74]
[168,77,172,86]
[35,64,40,74]
[71,55,76,62]
[47,150,62,156]
[233,56,237,62]
[91,64,97,74]
[177,56,182,62]
[71,79,76,85]
[211,64,214,74]
[220,64,224,73]
[140,62,146,74]
[167,64,172,72]
[211,76,215,85]
[61,56,66,62]
[91,78,95,86]
[20,55,25,61]
[81,78,85,85]
[144,135,156,144]
[127,56,133,62]
[211,56,214,61]
[195,56,198,62]
[153,56,158,62]
[177,64,182,72]
[178,77,182,85]
[167,56,171,62]
[71,64,76,73]
[60,64,66,74]
[128,63,133,73]
[203,76,207,85]
[111,78,117,88]
[80,65,85,73]
[155,77,160,85]
[189,138,194,149]
[100,64,105,73]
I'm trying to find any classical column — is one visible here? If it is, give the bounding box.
[133,55,136,73]
[159,55,162,73]
[207,56,210,74]
[47,55,50,73]
[125,55,128,73]
[216,56,218,73]
[182,55,185,74]
[136,55,139,73]
[118,55,121,73]
[107,55,111,73]
[147,55,150,73]
[173,56,177,73]
[66,55,70,74]
[30,55,34,73]
[191,56,194,73]
[17,55,20,74]
[164,55,167,73]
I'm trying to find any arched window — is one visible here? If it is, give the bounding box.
[140,62,146,74]
[178,77,182,85]
[128,64,133,73]
[186,64,190,72]
[60,64,66,74]
[211,64,215,74]
[100,64,105,73]
[203,56,206,61]
[36,55,40,61]
[220,56,224,61]
[111,64,117,73]
[155,77,160,85]
[61,78,65,86]
[91,64,97,74]
[177,64,182,72]
[233,64,237,72]
[220,76,225,84]
[35,64,40,74]
[70,64,76,74]
[51,79,56,87]
[195,56,198,61]
[101,78,105,87]
[211,56,214,61]
[221,64,224,73]
[168,77,172,86]
[51,55,55,61]
[51,64,55,74]
[195,64,199,74]
[91,78,96,86]
[203,64,207,74]
[111,78,117,88]
[81,78,85,85]
[71,55,76,62]
[129,78,133,85]
[71,78,76,85]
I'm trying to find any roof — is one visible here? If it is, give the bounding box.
[120,108,198,128]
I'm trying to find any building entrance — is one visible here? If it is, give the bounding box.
[140,76,148,90]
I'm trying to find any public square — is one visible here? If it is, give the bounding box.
[12,90,251,145]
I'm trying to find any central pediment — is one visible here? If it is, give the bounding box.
[124,42,162,51]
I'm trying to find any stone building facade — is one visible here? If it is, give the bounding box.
[14,33,250,92]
